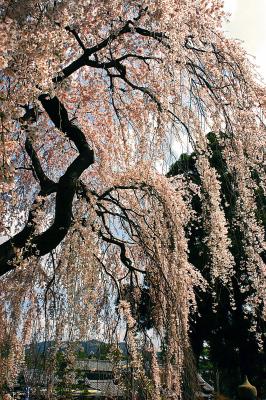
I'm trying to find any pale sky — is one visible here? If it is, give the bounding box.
[223,0,266,81]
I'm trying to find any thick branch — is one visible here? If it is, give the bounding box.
[65,25,86,51]
[25,136,57,195]
[0,95,94,276]
[53,22,168,83]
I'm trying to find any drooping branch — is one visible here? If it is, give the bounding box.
[75,181,147,273]
[94,254,121,299]
[0,95,94,277]
[99,231,146,275]
[121,75,162,111]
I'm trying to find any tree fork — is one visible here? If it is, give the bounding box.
[0,95,94,277]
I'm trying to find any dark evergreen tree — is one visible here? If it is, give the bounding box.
[167,133,266,397]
